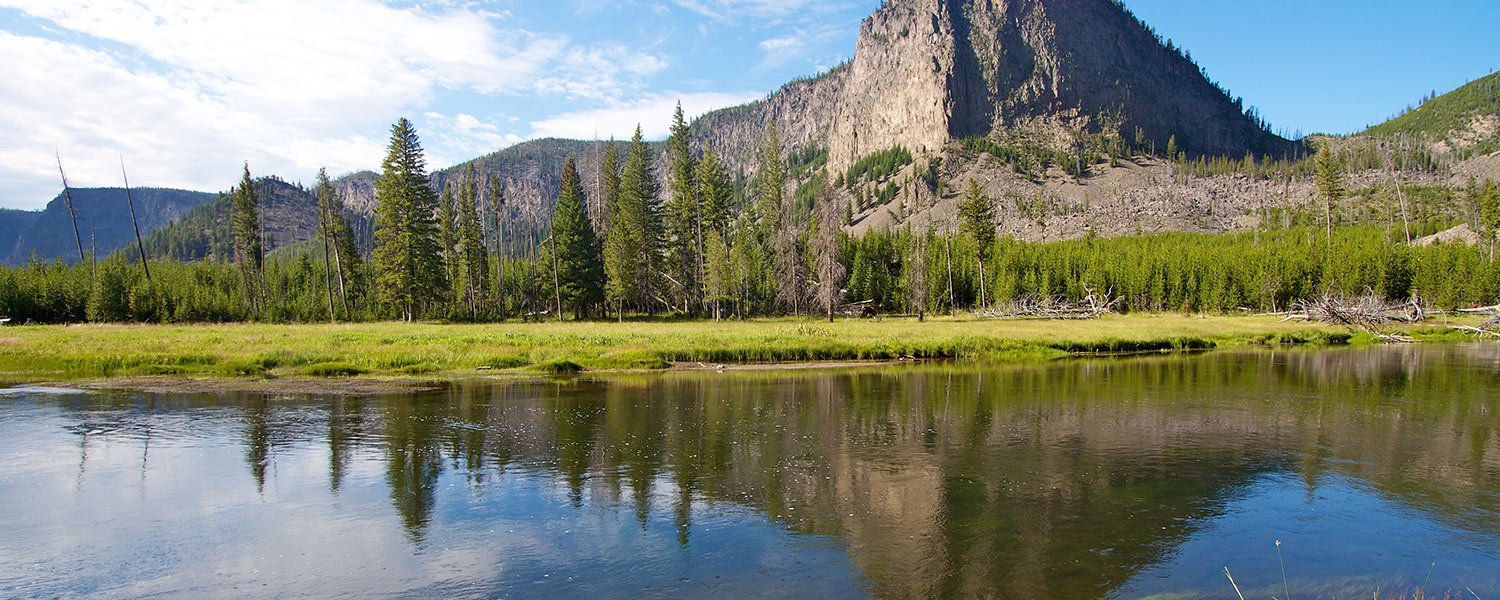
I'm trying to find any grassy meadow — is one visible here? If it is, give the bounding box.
[0,313,1482,384]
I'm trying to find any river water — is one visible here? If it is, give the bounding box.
[1,345,1497,599]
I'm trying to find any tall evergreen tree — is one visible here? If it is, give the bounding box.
[1314,141,1345,251]
[373,117,445,321]
[231,163,263,312]
[550,158,604,319]
[757,125,802,313]
[439,186,458,313]
[457,164,489,318]
[314,168,340,320]
[486,176,508,318]
[958,179,996,305]
[703,229,732,320]
[1481,179,1500,262]
[730,211,767,319]
[604,126,659,317]
[664,102,700,313]
[599,139,621,235]
[696,144,732,240]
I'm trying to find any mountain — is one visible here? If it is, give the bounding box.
[19,0,1319,258]
[141,176,373,263]
[691,0,1295,175]
[3,188,215,266]
[1366,71,1500,158]
[0,209,40,261]
[325,0,1297,241]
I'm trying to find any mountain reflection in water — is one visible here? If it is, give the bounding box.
[0,344,1496,599]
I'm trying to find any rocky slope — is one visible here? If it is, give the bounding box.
[691,0,1295,177]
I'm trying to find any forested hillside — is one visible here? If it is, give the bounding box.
[3,188,213,266]
[1367,71,1500,157]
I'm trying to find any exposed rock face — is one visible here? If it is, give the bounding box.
[828,0,955,171]
[691,71,850,174]
[694,0,1295,175]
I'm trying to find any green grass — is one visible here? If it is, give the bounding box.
[302,362,369,377]
[0,314,1482,383]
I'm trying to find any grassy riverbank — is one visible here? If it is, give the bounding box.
[0,314,1481,384]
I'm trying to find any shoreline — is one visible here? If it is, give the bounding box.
[0,314,1488,395]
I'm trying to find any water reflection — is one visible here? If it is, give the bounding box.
[0,345,1497,599]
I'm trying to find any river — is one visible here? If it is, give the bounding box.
[1,344,1497,599]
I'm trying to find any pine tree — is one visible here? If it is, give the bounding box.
[729,211,766,319]
[439,186,458,313]
[231,163,263,313]
[314,168,340,320]
[457,164,489,318]
[697,144,732,240]
[550,157,604,319]
[486,176,508,318]
[758,124,802,314]
[599,139,620,236]
[604,126,660,317]
[703,229,732,320]
[373,117,445,321]
[1481,179,1500,262]
[958,179,996,306]
[664,102,700,314]
[1314,141,1345,251]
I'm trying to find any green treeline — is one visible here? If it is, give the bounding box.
[3,117,1499,325]
[6,223,1499,324]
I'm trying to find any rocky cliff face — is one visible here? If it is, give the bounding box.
[694,0,1295,175]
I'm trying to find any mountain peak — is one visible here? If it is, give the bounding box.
[826,0,1293,169]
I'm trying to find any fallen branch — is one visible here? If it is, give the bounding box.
[1450,325,1500,339]
[1283,292,1428,343]
[981,284,1120,320]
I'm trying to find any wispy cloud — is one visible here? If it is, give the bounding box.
[421,113,524,167]
[671,0,818,23]
[757,24,846,71]
[528,91,764,141]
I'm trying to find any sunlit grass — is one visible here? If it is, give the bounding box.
[0,313,1482,382]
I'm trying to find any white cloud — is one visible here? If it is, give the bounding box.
[535,44,670,102]
[672,0,817,23]
[757,25,845,71]
[0,0,668,207]
[421,113,523,167]
[528,91,764,141]
[0,31,387,206]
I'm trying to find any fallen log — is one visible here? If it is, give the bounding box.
[981,284,1120,320]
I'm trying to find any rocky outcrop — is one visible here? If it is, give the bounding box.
[692,0,1295,176]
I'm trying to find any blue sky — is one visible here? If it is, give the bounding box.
[1,0,1495,210]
